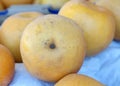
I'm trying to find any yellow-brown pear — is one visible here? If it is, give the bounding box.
[59,0,115,56]
[89,0,120,40]
[0,44,15,86]
[0,12,43,62]
[1,0,33,8]
[35,0,70,9]
[0,1,4,10]
[20,14,86,82]
[55,74,104,86]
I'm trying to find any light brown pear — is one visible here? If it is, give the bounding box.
[59,0,115,56]
[20,14,86,82]
[0,12,43,62]
[55,74,104,86]
[0,44,15,86]
[89,0,120,40]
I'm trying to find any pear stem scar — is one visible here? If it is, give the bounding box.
[49,43,56,49]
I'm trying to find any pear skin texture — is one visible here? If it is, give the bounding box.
[59,0,115,56]
[20,14,86,82]
[92,0,120,40]
[0,44,15,86]
[0,1,4,10]
[0,12,43,62]
[40,0,70,9]
[1,0,33,8]
[55,74,104,86]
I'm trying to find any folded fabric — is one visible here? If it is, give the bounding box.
[10,41,120,86]
[79,41,120,86]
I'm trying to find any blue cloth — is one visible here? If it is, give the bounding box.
[10,41,120,86]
